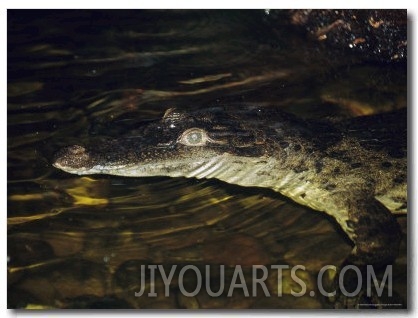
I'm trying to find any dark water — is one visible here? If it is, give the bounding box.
[8,10,407,309]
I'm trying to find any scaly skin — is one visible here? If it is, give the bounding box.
[54,106,406,269]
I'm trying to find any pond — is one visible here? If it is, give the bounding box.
[7,9,407,309]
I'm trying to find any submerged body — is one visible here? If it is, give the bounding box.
[54,106,407,267]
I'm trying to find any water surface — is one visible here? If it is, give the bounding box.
[7,9,407,309]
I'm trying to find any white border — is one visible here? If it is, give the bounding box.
[0,0,415,9]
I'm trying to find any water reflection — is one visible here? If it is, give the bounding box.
[7,9,406,309]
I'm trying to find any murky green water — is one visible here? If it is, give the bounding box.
[8,10,407,309]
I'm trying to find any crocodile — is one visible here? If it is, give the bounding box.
[53,106,407,269]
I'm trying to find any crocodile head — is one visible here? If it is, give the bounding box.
[53,107,286,181]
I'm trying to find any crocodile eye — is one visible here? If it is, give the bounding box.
[177,128,208,146]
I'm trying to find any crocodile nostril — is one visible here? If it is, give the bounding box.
[68,145,87,155]
[53,145,91,169]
